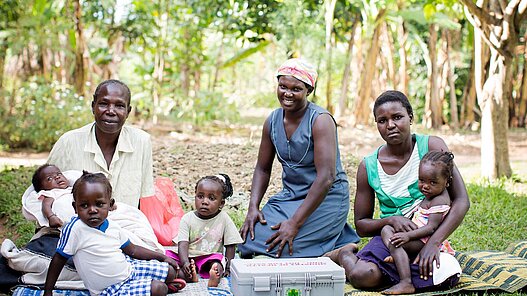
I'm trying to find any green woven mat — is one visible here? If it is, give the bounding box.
[344,240,527,295]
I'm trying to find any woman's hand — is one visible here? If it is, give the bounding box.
[389,215,418,233]
[414,242,440,280]
[265,219,299,257]
[240,207,266,242]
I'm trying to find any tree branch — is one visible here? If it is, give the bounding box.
[464,5,510,57]
[459,0,500,25]
[515,0,527,25]
[504,0,520,49]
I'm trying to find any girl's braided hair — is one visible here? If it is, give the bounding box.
[72,171,112,201]
[421,151,455,185]
[195,173,233,199]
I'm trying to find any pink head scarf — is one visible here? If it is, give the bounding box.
[276,58,318,88]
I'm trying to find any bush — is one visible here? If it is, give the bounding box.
[170,90,240,125]
[0,80,92,152]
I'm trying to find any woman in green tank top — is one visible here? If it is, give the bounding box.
[332,91,470,292]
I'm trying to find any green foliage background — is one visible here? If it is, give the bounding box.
[0,80,91,152]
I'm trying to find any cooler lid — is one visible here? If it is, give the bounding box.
[231,257,344,276]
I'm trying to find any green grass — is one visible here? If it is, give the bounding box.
[0,166,37,246]
[451,179,527,252]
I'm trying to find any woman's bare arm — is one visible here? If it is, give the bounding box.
[239,117,275,242]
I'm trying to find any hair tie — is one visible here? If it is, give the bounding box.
[215,175,226,183]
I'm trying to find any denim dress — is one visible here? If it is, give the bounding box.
[238,102,359,258]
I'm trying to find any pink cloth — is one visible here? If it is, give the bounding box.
[412,205,455,255]
[165,250,224,279]
[276,58,318,87]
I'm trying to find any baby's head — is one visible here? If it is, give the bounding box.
[418,151,455,199]
[32,164,69,192]
[193,174,233,219]
[72,171,114,228]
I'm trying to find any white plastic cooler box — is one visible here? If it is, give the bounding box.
[230,257,345,296]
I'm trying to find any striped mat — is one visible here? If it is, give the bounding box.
[11,241,527,296]
[10,278,232,296]
[344,240,527,295]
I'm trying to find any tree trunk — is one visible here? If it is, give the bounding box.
[73,0,87,97]
[423,24,442,128]
[460,0,515,179]
[460,56,478,126]
[103,34,124,80]
[211,31,225,91]
[336,19,359,118]
[446,30,459,128]
[479,52,512,178]
[324,0,337,114]
[518,33,527,127]
[353,9,385,126]
[0,43,6,89]
[152,0,169,124]
[397,18,408,93]
[380,23,396,88]
[194,67,201,93]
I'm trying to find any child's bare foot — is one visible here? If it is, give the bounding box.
[383,255,394,263]
[324,243,358,264]
[207,263,221,287]
[381,282,415,295]
[190,259,198,283]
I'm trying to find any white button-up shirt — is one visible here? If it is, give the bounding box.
[48,123,155,207]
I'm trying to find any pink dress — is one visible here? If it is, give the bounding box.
[411,205,455,255]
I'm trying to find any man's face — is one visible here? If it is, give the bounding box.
[91,83,131,136]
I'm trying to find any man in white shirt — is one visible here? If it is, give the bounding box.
[48,80,154,207]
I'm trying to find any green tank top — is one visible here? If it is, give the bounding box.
[363,134,429,218]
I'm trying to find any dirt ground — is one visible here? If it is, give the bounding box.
[150,116,527,207]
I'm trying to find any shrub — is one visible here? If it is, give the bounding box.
[0,80,92,152]
[170,90,240,125]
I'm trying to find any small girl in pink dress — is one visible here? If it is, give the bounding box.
[166,174,243,288]
[380,151,456,295]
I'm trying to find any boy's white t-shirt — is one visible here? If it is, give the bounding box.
[177,211,243,257]
[57,217,132,295]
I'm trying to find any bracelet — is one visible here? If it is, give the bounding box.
[47,214,57,219]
